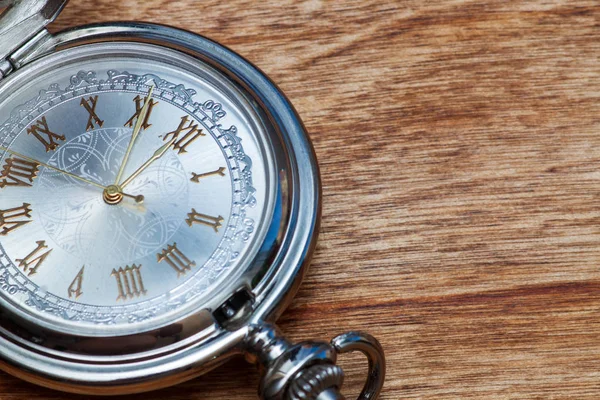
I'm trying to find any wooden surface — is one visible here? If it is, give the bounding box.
[2,0,600,398]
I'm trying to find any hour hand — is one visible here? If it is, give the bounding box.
[0,146,144,203]
[119,137,176,189]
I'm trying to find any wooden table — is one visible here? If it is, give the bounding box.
[2,0,600,398]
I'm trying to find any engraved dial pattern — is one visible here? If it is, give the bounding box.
[37,127,188,266]
[0,67,262,329]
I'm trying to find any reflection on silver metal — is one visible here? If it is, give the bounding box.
[0,62,260,331]
[245,324,386,400]
[0,20,318,394]
[0,1,386,399]
[289,365,344,400]
[0,0,67,64]
[332,332,387,400]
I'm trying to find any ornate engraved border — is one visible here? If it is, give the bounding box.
[0,70,257,325]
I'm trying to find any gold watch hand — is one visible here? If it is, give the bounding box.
[0,146,144,203]
[119,137,176,189]
[114,85,155,185]
[1,146,105,189]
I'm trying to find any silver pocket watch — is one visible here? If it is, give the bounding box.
[0,1,385,399]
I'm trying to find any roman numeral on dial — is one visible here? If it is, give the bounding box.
[27,116,65,152]
[125,95,157,130]
[16,240,52,276]
[80,95,104,131]
[157,242,196,277]
[68,266,85,299]
[186,208,224,232]
[111,264,147,301]
[0,157,39,188]
[0,203,32,235]
[191,167,226,183]
[164,116,205,154]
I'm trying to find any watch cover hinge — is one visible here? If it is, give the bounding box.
[213,288,255,329]
[0,28,53,81]
[0,58,13,80]
[9,28,54,70]
[0,0,67,77]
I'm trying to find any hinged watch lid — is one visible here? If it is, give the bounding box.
[0,0,68,77]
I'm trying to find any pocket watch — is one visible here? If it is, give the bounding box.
[0,1,385,399]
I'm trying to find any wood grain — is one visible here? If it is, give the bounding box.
[2,0,600,398]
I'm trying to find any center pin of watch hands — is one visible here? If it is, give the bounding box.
[105,136,176,205]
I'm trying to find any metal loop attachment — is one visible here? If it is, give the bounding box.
[331,332,386,400]
[244,324,386,400]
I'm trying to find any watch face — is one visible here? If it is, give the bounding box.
[0,43,275,335]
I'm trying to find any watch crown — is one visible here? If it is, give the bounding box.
[287,364,344,400]
[244,324,385,400]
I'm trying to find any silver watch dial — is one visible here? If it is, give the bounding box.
[0,43,274,335]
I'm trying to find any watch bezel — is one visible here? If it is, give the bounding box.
[0,22,320,394]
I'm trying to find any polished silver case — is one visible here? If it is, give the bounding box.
[0,2,385,399]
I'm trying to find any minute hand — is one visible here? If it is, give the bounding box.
[114,86,154,185]
[119,138,176,189]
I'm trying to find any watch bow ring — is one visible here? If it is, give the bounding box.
[0,1,386,399]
